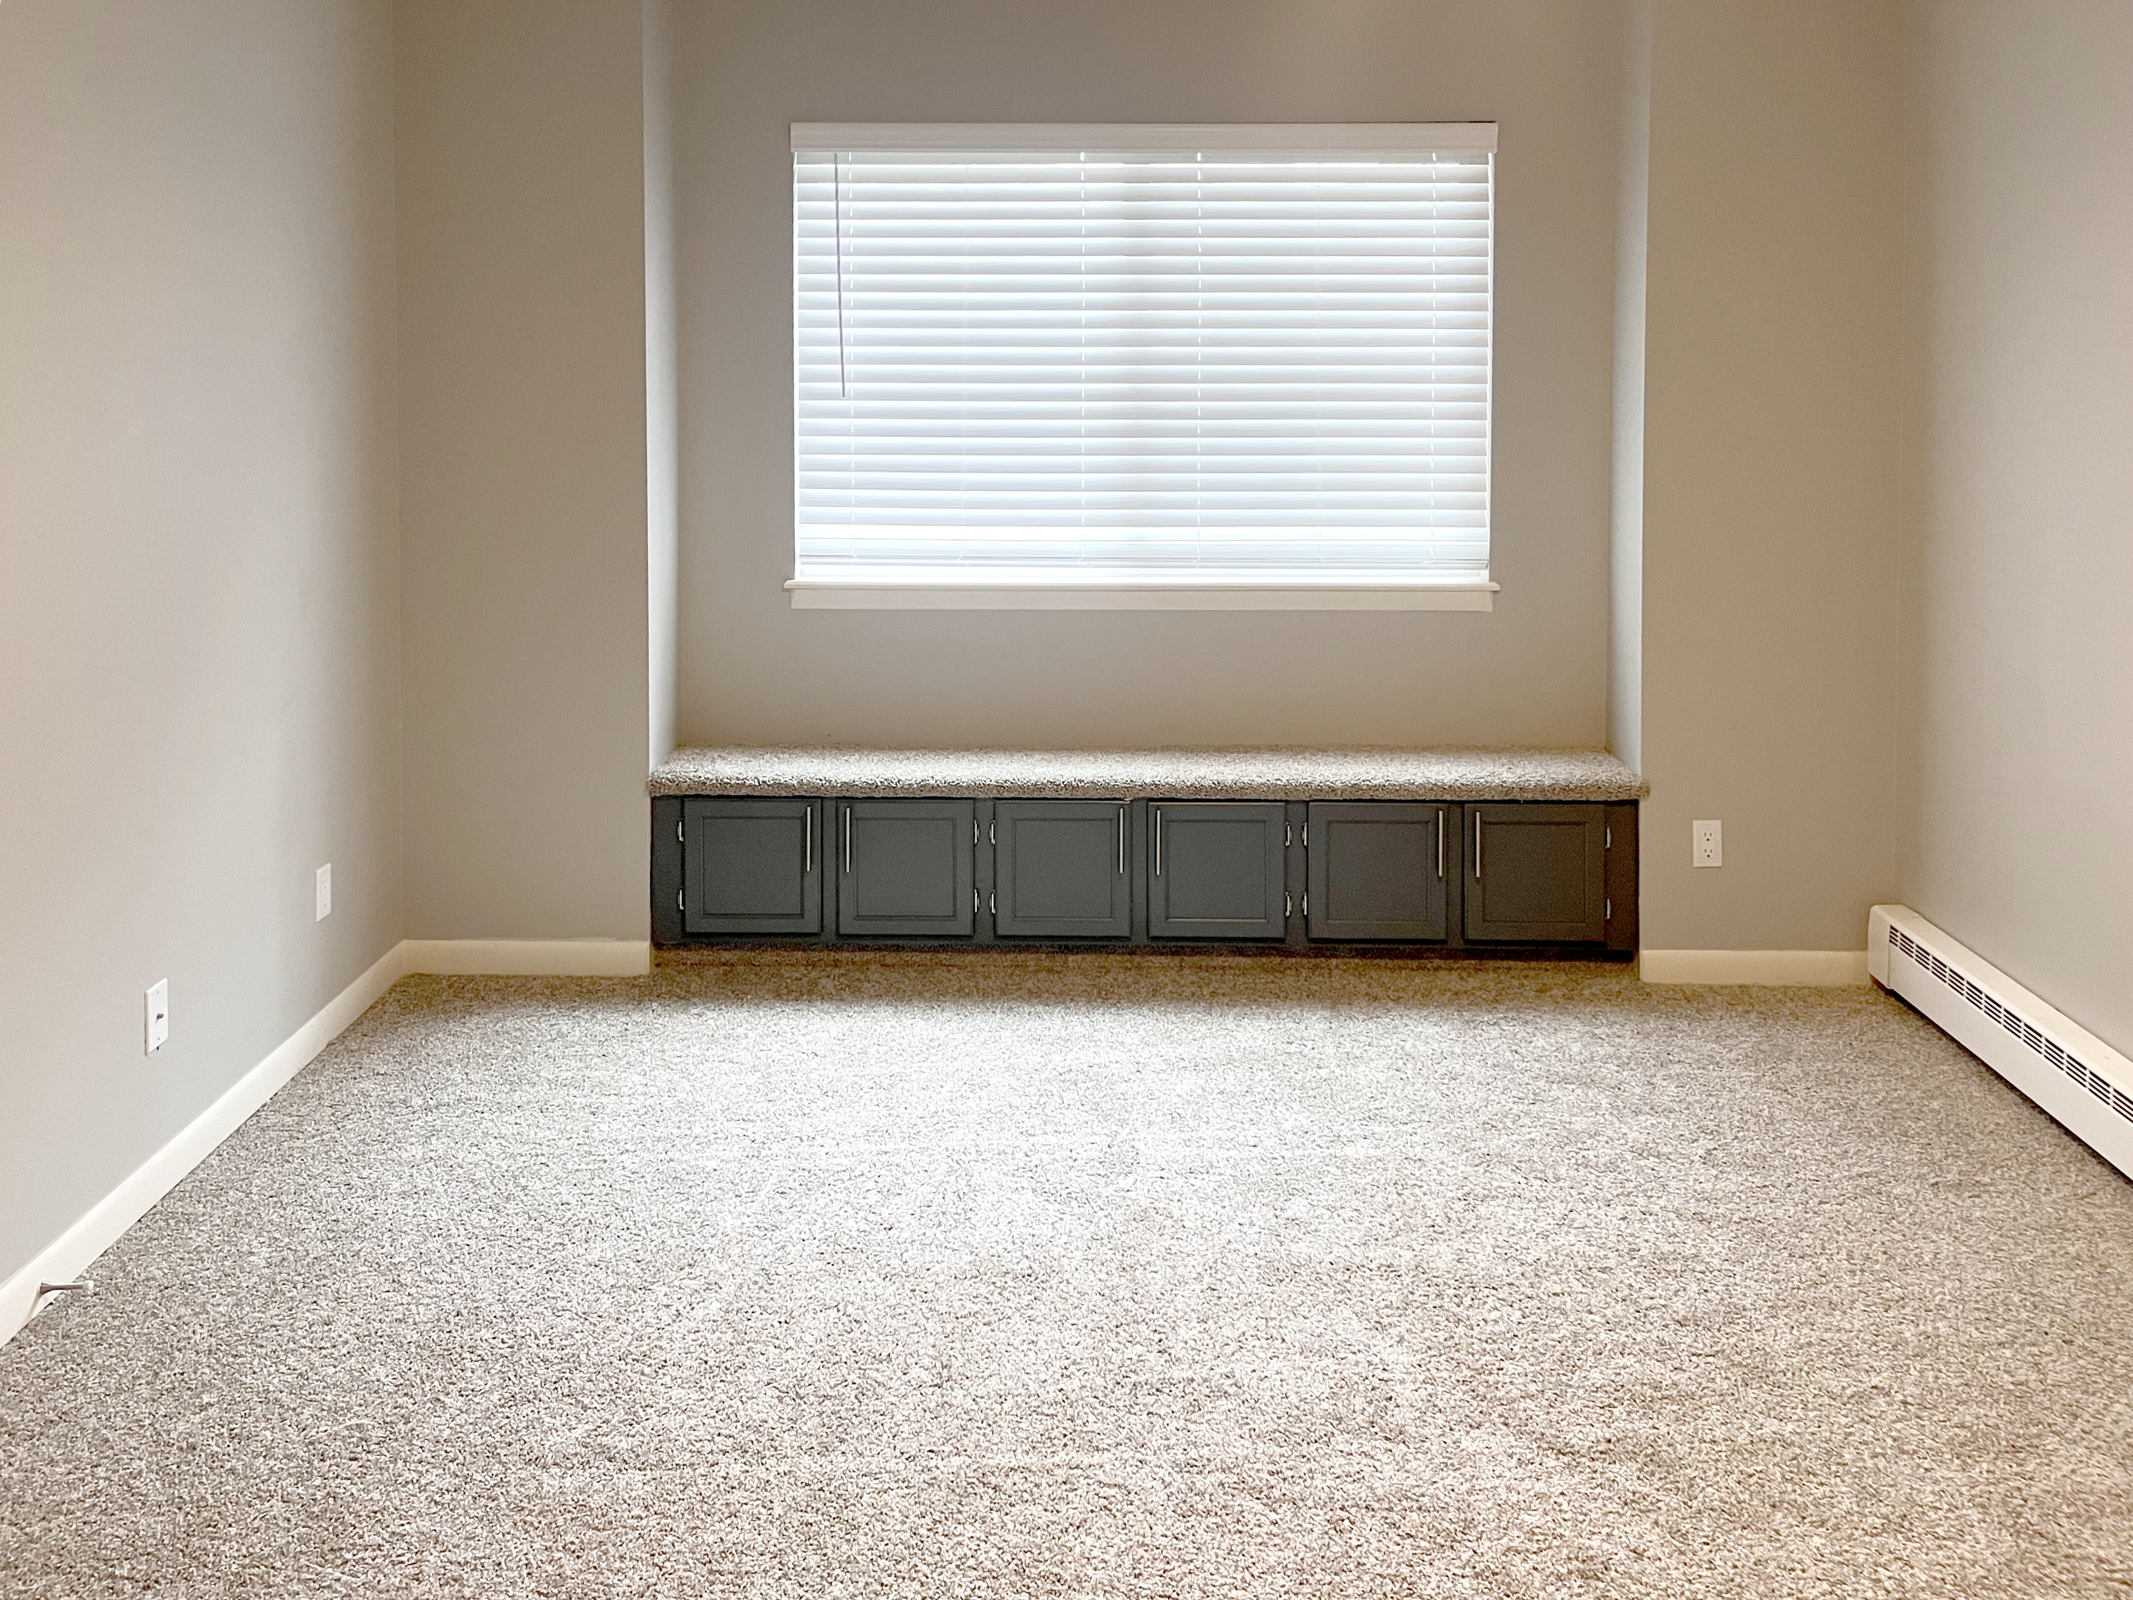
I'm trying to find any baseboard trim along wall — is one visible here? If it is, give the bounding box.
[1,937,653,1346]
[0,943,405,1345]
[400,939,653,977]
[1640,949,1871,986]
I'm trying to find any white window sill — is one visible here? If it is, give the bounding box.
[786,581,1498,612]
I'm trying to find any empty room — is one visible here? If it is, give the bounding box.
[3,0,2129,1593]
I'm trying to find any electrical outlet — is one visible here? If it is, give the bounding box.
[316,863,332,921]
[145,979,169,1054]
[1692,820,1723,868]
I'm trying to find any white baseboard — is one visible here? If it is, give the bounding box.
[0,942,409,1346]
[400,939,651,977]
[2,935,653,1347]
[1640,949,1871,986]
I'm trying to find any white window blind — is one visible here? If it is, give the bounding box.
[791,123,1495,603]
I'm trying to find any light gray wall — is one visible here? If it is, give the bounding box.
[395,0,652,939]
[1637,0,1905,952]
[0,0,401,1284]
[1608,0,1652,772]
[646,0,681,769]
[674,0,1625,749]
[1900,0,2133,1051]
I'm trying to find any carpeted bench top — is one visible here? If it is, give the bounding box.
[649,745,1646,802]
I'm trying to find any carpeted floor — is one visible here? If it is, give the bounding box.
[2,954,2130,1598]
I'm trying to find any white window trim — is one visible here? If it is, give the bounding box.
[791,122,1499,154]
[786,581,1498,612]
[791,123,1497,612]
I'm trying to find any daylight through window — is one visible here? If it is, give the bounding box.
[791,123,1496,606]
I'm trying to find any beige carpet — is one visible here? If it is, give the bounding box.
[2,955,2129,1597]
[645,744,1644,800]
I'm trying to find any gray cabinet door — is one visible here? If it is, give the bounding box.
[1463,803,1606,942]
[1306,802,1447,941]
[995,800,1130,939]
[838,799,976,937]
[1148,802,1287,940]
[683,798,821,935]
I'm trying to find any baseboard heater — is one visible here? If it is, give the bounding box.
[1871,905,2133,1180]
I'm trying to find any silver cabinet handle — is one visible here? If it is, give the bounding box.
[843,806,851,874]
[1117,807,1126,875]
[1437,808,1445,879]
[1474,811,1483,879]
[1285,891,1293,919]
[974,817,980,845]
[1154,807,1162,875]
[804,806,813,873]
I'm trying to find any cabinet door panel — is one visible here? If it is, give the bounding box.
[1149,802,1287,940]
[1307,802,1447,941]
[1464,803,1606,942]
[996,801,1130,938]
[839,800,976,937]
[683,799,821,935]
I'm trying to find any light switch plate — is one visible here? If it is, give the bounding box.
[316,863,332,921]
[145,979,169,1053]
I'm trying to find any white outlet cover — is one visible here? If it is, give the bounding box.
[1692,820,1723,868]
[145,979,169,1054]
[316,863,332,921]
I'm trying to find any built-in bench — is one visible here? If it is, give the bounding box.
[649,747,1646,958]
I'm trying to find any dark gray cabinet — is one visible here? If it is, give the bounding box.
[682,798,822,935]
[994,800,1131,939]
[1306,802,1447,941]
[1148,802,1287,940]
[656,789,1636,959]
[1464,803,1607,943]
[838,799,976,938]
[1602,803,1638,954]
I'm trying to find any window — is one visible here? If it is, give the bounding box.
[791,123,1496,610]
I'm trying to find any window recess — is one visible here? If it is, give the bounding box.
[791,123,1497,610]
